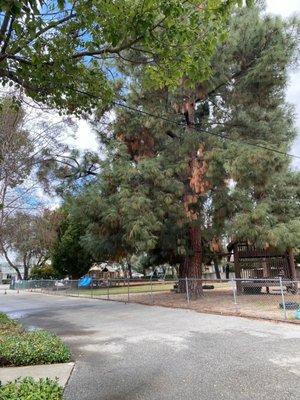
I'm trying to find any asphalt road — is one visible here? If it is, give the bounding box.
[1,291,300,400]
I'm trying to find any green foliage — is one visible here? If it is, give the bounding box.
[0,314,70,367]
[215,8,300,250]
[30,265,60,279]
[0,1,241,114]
[0,378,62,400]
[54,6,300,274]
[51,207,92,278]
[0,312,22,335]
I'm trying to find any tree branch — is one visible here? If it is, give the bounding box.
[0,242,22,279]
[0,12,11,45]
[12,13,76,55]
[1,16,14,54]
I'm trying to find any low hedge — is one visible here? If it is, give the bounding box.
[0,313,70,367]
[0,313,23,337]
[0,378,62,400]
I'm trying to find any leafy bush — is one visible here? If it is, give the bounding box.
[0,312,13,325]
[0,378,62,400]
[0,313,70,367]
[0,330,71,367]
[0,313,22,335]
[1,279,11,284]
[30,265,61,279]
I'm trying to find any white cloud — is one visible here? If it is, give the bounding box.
[65,119,99,152]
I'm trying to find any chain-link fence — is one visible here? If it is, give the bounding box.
[8,278,300,322]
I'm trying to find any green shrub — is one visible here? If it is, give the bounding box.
[0,377,62,400]
[0,330,71,367]
[0,313,70,367]
[0,312,14,325]
[0,313,22,335]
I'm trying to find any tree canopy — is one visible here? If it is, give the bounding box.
[55,5,300,282]
[0,0,242,114]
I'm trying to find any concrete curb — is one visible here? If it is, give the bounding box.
[0,362,75,387]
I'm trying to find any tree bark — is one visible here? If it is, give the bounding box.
[180,98,206,297]
[186,225,203,297]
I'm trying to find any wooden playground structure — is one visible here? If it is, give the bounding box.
[227,242,298,294]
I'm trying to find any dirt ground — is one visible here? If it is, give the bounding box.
[120,283,300,323]
[29,281,300,323]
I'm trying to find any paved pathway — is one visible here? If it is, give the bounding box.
[1,291,300,400]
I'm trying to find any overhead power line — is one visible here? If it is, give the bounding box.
[114,101,300,161]
[67,86,300,161]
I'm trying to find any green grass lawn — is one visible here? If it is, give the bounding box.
[65,283,174,297]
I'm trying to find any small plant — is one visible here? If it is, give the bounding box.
[0,312,22,335]
[0,377,62,400]
[0,314,70,367]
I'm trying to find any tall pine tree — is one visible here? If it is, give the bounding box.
[64,5,300,294]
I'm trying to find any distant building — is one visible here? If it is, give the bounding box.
[0,260,24,280]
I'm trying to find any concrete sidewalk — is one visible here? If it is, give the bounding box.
[0,362,74,386]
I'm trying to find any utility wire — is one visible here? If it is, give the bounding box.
[67,86,300,161]
[114,101,300,160]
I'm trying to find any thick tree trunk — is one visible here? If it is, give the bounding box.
[186,225,203,297]
[178,226,203,297]
[179,98,207,297]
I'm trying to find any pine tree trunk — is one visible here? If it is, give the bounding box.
[178,99,206,297]
[186,225,203,297]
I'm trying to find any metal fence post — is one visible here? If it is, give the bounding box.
[279,277,287,320]
[127,279,130,303]
[231,278,238,312]
[107,281,110,300]
[185,277,190,304]
[150,279,153,304]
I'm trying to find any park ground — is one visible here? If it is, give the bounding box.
[1,290,300,400]
[33,280,300,322]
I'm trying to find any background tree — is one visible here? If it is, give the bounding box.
[51,206,92,279]
[0,95,83,277]
[1,210,60,279]
[30,264,60,279]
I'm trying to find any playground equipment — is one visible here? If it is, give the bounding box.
[78,277,92,288]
